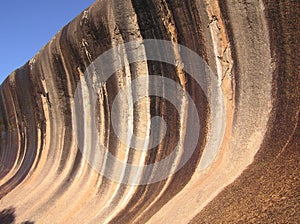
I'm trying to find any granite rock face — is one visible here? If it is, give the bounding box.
[0,0,299,223]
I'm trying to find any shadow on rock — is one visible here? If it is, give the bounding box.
[0,207,34,224]
[0,207,15,224]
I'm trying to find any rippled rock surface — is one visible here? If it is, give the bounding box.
[0,0,299,223]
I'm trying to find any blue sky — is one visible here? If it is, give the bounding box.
[0,0,95,84]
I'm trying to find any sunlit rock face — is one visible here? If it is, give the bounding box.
[0,0,298,223]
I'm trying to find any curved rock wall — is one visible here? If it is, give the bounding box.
[0,0,299,223]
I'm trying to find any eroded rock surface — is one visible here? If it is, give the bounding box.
[0,0,299,223]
